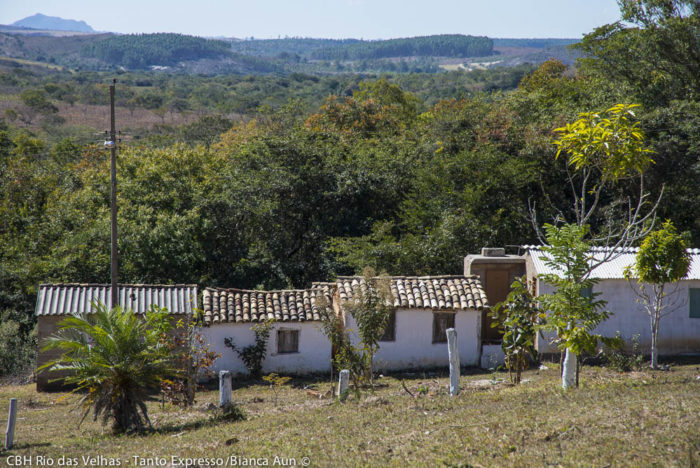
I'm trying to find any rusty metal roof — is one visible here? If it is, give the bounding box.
[35,284,198,316]
[523,246,700,280]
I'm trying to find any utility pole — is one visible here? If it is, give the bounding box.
[107,79,118,308]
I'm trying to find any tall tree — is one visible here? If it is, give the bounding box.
[624,220,691,369]
[535,103,660,389]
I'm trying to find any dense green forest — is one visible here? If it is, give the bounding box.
[1,0,699,377]
[229,37,362,57]
[310,34,494,60]
[81,33,233,68]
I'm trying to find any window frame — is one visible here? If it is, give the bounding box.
[277,329,300,354]
[432,312,455,343]
[690,288,700,319]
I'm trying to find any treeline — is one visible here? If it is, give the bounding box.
[311,34,493,60]
[229,37,361,57]
[492,38,579,49]
[81,33,232,68]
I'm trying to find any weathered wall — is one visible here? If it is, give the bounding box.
[36,316,68,391]
[535,279,700,355]
[345,308,481,371]
[202,321,331,376]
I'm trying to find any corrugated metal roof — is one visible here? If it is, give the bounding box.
[523,246,700,280]
[35,284,198,316]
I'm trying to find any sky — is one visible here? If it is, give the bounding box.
[0,0,622,40]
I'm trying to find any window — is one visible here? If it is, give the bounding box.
[690,288,700,319]
[380,311,396,342]
[277,329,299,354]
[432,312,455,343]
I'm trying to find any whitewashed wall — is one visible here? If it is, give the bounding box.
[345,308,481,371]
[202,322,331,376]
[535,279,700,355]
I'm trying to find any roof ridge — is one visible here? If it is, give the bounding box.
[205,286,329,294]
[39,283,198,287]
[334,275,477,280]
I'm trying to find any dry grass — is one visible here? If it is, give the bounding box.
[0,96,199,132]
[1,362,699,467]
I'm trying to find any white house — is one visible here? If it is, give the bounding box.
[337,275,488,371]
[201,286,334,375]
[200,275,490,376]
[522,246,700,355]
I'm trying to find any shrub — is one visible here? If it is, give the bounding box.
[225,319,273,379]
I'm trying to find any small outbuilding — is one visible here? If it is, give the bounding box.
[35,283,198,391]
[201,286,334,376]
[338,275,488,371]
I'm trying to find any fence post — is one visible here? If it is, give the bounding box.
[5,398,17,450]
[447,328,460,396]
[219,371,232,407]
[337,369,350,400]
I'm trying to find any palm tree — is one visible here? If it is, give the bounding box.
[39,304,173,433]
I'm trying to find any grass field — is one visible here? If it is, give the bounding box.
[1,362,699,467]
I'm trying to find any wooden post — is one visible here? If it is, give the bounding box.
[219,371,232,407]
[447,328,460,396]
[5,398,17,450]
[337,369,350,400]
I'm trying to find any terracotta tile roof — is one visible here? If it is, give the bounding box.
[336,275,488,311]
[202,285,334,325]
[35,284,197,316]
[202,276,488,325]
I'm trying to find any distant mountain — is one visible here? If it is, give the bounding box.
[12,13,94,33]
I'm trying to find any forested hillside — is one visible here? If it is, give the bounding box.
[0,31,569,74]
[81,33,233,68]
[1,0,699,377]
[310,34,494,60]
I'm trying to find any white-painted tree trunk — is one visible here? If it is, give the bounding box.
[562,349,577,389]
[650,317,659,369]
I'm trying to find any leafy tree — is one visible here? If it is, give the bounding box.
[535,104,659,389]
[38,305,174,433]
[576,0,700,105]
[624,220,691,369]
[537,224,611,389]
[20,88,58,115]
[491,277,542,384]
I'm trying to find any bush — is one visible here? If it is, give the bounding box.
[39,304,174,433]
[600,333,644,372]
[0,311,37,377]
[225,319,273,379]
